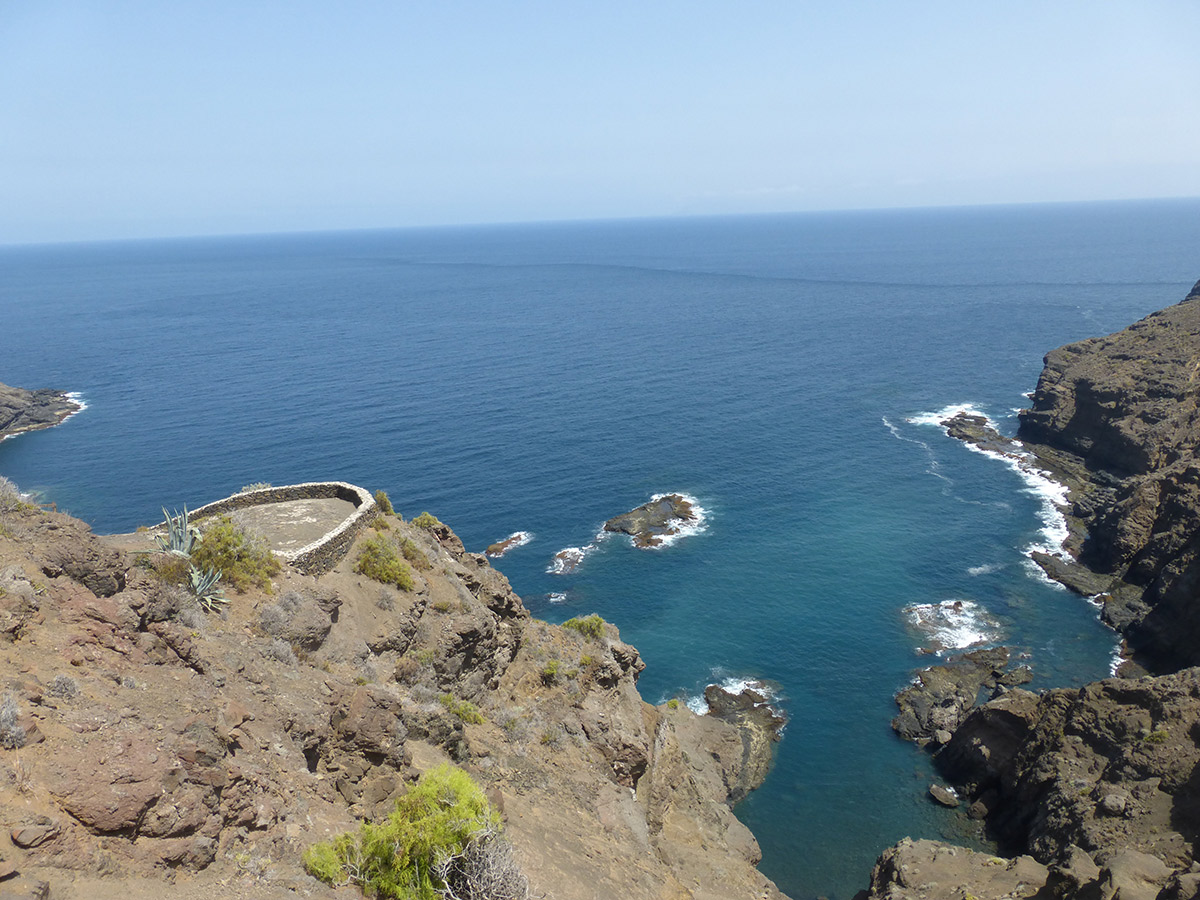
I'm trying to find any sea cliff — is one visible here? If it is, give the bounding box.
[862,280,1200,900]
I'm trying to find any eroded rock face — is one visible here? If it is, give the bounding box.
[859,838,1050,900]
[1012,282,1200,669]
[938,668,1200,872]
[892,647,1031,747]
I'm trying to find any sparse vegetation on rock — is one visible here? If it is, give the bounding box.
[374,489,394,516]
[562,613,605,640]
[354,533,415,591]
[191,514,280,592]
[412,511,442,530]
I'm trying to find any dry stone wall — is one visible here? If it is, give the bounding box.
[188,481,377,575]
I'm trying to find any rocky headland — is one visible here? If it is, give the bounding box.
[0,383,82,442]
[865,280,1200,899]
[0,495,788,899]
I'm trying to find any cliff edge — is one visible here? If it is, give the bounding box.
[0,496,787,900]
[1017,279,1200,670]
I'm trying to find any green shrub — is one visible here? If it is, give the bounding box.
[374,490,394,516]
[354,534,415,591]
[439,694,484,724]
[303,763,502,899]
[667,698,680,710]
[372,517,391,531]
[191,515,280,592]
[412,511,442,530]
[400,537,432,570]
[562,614,606,640]
[1144,729,1169,744]
[540,659,560,684]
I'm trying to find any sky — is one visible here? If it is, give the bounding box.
[2,1,1200,244]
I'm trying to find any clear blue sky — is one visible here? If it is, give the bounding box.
[3,1,1199,243]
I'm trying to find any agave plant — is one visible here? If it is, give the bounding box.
[156,506,198,557]
[188,564,227,611]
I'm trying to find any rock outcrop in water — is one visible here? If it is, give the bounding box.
[0,382,81,441]
[702,682,787,802]
[604,493,698,548]
[0,498,787,899]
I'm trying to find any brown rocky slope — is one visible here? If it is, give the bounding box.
[0,498,788,900]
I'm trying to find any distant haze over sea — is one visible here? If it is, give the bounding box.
[3,199,1199,898]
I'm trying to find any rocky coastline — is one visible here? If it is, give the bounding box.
[864,280,1200,899]
[0,383,82,442]
[0,490,787,899]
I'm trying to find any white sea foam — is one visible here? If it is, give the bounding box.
[676,673,784,719]
[486,530,534,557]
[915,404,1072,562]
[903,599,1003,653]
[883,416,951,482]
[546,592,567,604]
[905,402,989,428]
[1109,641,1125,677]
[64,391,88,414]
[643,492,708,548]
[967,563,1001,576]
[546,546,589,575]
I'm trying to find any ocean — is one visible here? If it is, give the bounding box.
[3,199,1199,899]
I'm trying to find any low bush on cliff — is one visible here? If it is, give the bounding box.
[400,536,432,570]
[354,534,415,591]
[0,476,23,513]
[412,511,442,530]
[374,489,394,516]
[562,614,606,640]
[191,515,280,592]
[303,763,527,900]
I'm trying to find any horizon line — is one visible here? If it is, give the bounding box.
[3,194,1198,251]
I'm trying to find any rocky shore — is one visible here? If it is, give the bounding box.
[865,280,1200,899]
[0,498,787,899]
[0,383,81,442]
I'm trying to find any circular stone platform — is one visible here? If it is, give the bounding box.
[103,482,378,575]
[228,497,358,552]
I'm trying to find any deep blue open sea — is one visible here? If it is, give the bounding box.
[3,199,1199,899]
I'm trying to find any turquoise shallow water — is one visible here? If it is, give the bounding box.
[3,199,1199,898]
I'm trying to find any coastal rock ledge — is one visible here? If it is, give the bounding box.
[0,381,81,441]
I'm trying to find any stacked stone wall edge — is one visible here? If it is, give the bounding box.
[187,481,378,575]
